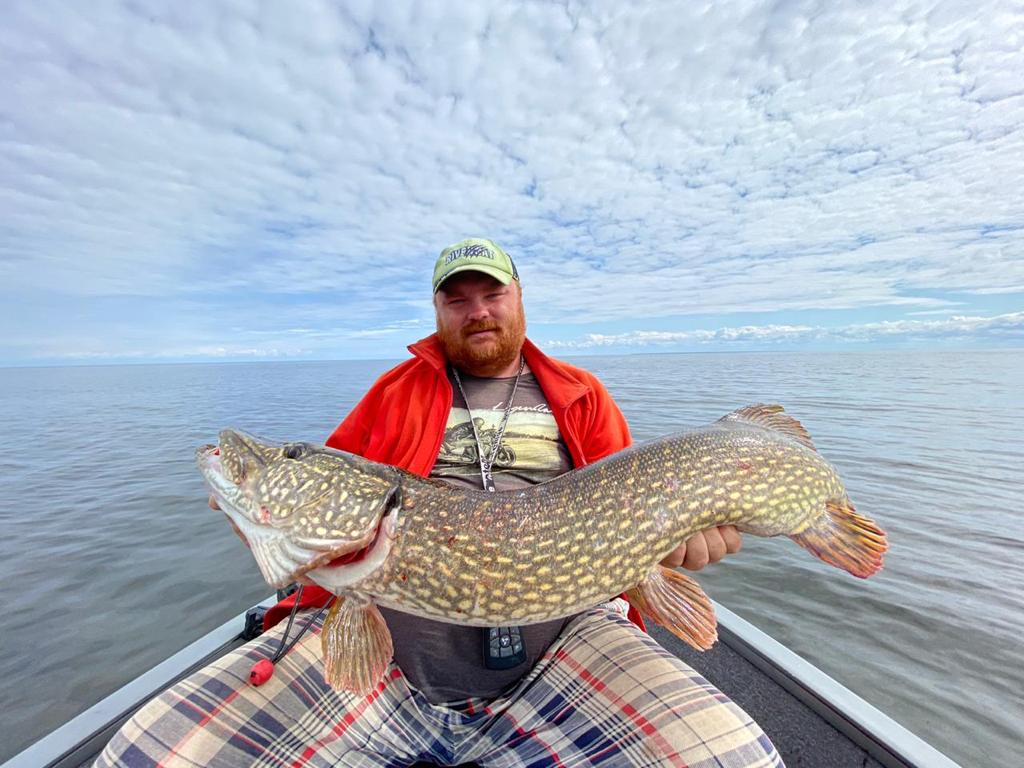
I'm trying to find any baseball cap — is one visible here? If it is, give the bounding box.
[432,237,519,293]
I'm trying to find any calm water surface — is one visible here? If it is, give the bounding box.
[1,349,1022,766]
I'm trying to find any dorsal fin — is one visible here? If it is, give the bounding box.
[719,404,817,452]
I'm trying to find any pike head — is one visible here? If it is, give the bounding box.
[197,429,401,590]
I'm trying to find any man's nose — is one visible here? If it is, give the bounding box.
[465,299,489,321]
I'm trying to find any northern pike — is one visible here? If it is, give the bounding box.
[197,404,887,694]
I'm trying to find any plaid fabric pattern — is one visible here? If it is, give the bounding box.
[95,605,782,768]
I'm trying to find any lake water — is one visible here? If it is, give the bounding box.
[1,349,1021,766]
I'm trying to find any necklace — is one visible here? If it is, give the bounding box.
[451,356,525,492]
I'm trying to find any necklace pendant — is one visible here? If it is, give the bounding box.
[481,465,496,492]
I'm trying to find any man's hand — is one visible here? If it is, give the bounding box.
[661,525,742,571]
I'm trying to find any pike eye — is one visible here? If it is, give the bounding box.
[283,444,305,460]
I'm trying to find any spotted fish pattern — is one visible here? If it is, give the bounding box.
[198,404,888,694]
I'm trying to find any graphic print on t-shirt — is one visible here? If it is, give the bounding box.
[431,371,572,491]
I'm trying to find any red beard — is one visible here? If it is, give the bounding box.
[438,308,527,377]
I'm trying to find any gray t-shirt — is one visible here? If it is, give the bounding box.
[380,367,576,704]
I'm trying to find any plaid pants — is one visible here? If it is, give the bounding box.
[96,604,782,767]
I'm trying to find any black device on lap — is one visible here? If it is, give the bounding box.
[484,626,527,669]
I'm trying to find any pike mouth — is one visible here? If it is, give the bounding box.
[197,444,398,590]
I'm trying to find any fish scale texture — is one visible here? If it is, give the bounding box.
[359,421,847,625]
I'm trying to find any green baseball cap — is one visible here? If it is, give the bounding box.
[432,237,519,293]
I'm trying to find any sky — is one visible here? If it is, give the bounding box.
[2,0,1023,366]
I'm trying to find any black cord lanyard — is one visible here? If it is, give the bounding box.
[451,356,525,492]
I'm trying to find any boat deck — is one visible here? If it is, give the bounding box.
[650,625,884,768]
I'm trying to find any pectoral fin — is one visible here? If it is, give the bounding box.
[321,594,394,695]
[626,565,718,650]
[790,498,888,578]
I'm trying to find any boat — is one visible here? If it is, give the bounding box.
[1,597,962,768]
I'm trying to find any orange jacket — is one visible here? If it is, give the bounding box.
[325,334,632,470]
[264,334,642,631]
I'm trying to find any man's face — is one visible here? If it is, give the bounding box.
[434,271,526,377]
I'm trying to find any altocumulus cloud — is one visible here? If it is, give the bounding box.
[0,0,1022,363]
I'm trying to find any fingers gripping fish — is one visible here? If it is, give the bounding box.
[197,404,888,695]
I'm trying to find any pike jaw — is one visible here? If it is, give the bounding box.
[197,429,400,590]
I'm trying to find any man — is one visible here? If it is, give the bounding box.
[97,238,780,767]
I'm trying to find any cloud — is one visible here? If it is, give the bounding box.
[40,345,309,361]
[1,1,1023,362]
[544,311,1024,349]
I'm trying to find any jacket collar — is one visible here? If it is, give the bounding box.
[407,334,590,410]
[520,338,590,410]
[407,333,448,371]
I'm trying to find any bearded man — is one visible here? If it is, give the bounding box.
[97,238,780,768]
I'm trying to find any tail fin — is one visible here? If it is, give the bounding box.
[790,499,888,578]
